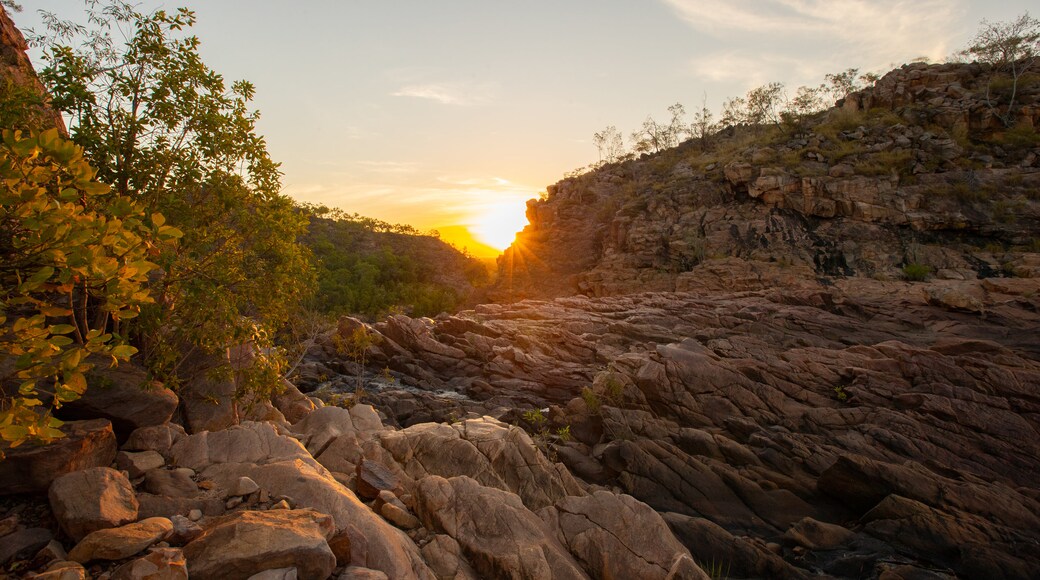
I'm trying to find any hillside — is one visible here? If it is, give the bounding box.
[493,61,1040,300]
[303,213,491,319]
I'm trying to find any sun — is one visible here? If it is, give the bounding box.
[471,200,529,251]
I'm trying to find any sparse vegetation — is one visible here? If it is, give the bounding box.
[902,263,933,281]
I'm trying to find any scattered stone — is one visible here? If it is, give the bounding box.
[49,467,138,541]
[188,509,203,522]
[116,450,165,479]
[231,476,260,497]
[67,517,173,563]
[0,419,117,495]
[110,547,188,580]
[226,497,244,509]
[136,494,224,520]
[182,509,336,580]
[32,540,68,568]
[270,500,290,510]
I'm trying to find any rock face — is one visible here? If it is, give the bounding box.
[490,62,1040,301]
[0,6,66,132]
[301,274,1040,578]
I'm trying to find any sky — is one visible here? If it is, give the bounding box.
[15,0,1036,256]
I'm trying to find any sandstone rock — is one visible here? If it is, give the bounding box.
[247,569,298,580]
[32,561,87,580]
[420,535,480,580]
[167,515,203,545]
[356,460,399,500]
[0,419,117,495]
[0,527,52,564]
[540,491,706,580]
[273,379,317,424]
[33,539,68,567]
[170,422,435,579]
[123,423,187,459]
[56,361,178,438]
[143,468,199,498]
[116,450,165,479]
[783,517,855,550]
[68,517,173,563]
[231,476,260,497]
[380,502,420,530]
[111,547,188,580]
[415,475,588,580]
[337,567,389,580]
[49,467,138,541]
[182,509,336,580]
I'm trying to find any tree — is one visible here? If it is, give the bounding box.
[0,128,175,452]
[824,68,878,101]
[592,125,625,164]
[32,2,314,391]
[690,93,715,144]
[960,12,1040,127]
[630,103,689,154]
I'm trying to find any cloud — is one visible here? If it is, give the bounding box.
[391,82,491,106]
[355,160,423,175]
[662,0,966,83]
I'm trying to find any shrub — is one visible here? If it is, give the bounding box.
[902,263,933,281]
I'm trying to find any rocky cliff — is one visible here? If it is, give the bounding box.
[493,61,1040,301]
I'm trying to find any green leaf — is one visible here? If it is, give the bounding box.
[110,344,138,359]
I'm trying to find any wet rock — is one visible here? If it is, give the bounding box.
[49,467,138,541]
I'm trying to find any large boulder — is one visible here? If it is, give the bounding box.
[539,491,707,579]
[49,467,138,542]
[182,509,336,580]
[55,361,178,439]
[67,517,173,563]
[415,475,589,580]
[0,419,117,495]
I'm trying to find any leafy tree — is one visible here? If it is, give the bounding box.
[0,128,174,452]
[959,12,1039,127]
[31,2,314,389]
[824,68,879,101]
[630,103,689,154]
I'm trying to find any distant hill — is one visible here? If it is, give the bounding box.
[303,212,491,318]
[492,61,1040,301]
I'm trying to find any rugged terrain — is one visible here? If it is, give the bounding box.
[3,8,1040,579]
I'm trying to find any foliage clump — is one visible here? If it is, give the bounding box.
[0,129,176,451]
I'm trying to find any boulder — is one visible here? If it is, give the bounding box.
[420,535,479,580]
[356,460,399,500]
[56,361,178,438]
[337,567,389,580]
[247,569,298,580]
[67,517,173,563]
[49,467,138,541]
[539,491,706,580]
[143,467,199,498]
[123,423,187,459]
[273,379,317,424]
[32,561,87,580]
[182,509,336,580]
[415,475,588,580]
[111,547,188,580]
[0,419,117,495]
[116,450,165,479]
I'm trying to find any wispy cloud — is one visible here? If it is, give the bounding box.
[661,0,966,84]
[391,82,492,106]
[355,160,423,175]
